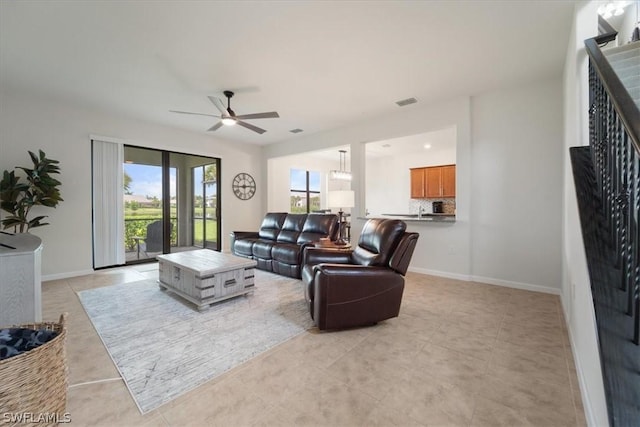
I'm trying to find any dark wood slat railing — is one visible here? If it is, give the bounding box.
[579,16,640,427]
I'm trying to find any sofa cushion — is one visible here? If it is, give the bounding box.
[272,243,303,264]
[351,219,406,267]
[253,239,276,259]
[297,213,338,244]
[258,212,287,241]
[276,214,307,243]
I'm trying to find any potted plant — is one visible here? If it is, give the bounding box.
[0,150,63,233]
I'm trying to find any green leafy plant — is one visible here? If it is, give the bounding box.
[0,150,63,232]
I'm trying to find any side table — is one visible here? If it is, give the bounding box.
[314,242,352,252]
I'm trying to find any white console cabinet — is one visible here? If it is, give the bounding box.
[0,233,43,326]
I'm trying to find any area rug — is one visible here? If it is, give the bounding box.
[77,270,313,413]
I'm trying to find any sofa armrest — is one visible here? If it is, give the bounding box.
[303,247,353,267]
[315,264,401,283]
[229,231,259,255]
[230,231,259,239]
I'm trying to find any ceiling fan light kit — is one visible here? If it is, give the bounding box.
[170,90,279,134]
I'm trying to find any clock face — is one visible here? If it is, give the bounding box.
[232,173,256,200]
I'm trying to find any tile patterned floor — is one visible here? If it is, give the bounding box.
[41,264,587,426]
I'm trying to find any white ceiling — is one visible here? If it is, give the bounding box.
[365,127,456,158]
[0,1,575,146]
[285,126,455,163]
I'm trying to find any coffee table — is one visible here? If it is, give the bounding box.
[156,249,257,311]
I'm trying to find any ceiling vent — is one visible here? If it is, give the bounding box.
[395,97,417,107]
[289,128,304,133]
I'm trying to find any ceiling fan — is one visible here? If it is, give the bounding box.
[170,90,279,134]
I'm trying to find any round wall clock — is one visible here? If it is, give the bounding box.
[232,173,256,200]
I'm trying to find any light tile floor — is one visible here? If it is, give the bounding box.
[41,264,587,427]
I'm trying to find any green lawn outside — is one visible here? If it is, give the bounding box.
[125,207,177,217]
[193,219,218,246]
[124,205,218,250]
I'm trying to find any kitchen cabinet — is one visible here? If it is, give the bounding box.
[410,164,456,198]
[441,165,456,197]
[410,168,426,198]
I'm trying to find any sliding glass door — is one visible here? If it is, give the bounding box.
[192,162,218,249]
[123,146,220,264]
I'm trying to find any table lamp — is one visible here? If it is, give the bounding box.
[328,190,355,246]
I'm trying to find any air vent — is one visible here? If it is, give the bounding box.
[289,128,304,134]
[395,97,417,107]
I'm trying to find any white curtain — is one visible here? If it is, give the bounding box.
[92,139,125,268]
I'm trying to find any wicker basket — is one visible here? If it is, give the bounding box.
[0,313,68,426]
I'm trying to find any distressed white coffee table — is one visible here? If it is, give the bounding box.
[157,249,257,311]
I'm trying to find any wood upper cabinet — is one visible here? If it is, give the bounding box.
[410,164,456,199]
[441,165,456,197]
[410,168,426,198]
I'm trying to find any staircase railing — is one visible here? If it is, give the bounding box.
[586,17,640,345]
[578,16,640,426]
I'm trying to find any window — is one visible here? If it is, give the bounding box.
[290,169,321,213]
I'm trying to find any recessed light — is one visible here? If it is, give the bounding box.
[424,144,432,149]
[289,128,304,133]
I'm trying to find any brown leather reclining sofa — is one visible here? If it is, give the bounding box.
[230,212,339,279]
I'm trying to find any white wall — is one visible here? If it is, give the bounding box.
[470,80,563,291]
[562,2,609,426]
[618,1,639,45]
[0,88,264,279]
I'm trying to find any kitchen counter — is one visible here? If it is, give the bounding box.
[358,214,456,223]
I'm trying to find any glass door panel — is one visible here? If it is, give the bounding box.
[123,148,220,264]
[192,165,205,247]
[123,147,164,263]
[191,161,219,250]
[169,166,177,249]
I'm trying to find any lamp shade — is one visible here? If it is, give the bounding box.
[328,190,355,209]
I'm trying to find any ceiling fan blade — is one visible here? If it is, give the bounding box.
[234,112,280,120]
[236,120,266,134]
[207,122,223,132]
[169,110,220,118]
[207,95,229,115]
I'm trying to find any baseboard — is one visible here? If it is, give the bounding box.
[408,266,471,282]
[470,275,561,295]
[42,269,94,282]
[407,267,561,295]
[561,296,598,427]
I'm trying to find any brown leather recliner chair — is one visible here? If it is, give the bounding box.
[301,218,419,330]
